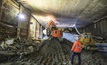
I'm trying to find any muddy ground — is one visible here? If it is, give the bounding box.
[0,38,107,65]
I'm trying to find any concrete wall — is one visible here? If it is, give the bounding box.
[19,6,31,38]
[82,17,107,39]
[0,0,47,40]
[29,17,44,40]
[0,0,18,40]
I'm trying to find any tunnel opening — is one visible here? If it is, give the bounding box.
[0,0,107,65]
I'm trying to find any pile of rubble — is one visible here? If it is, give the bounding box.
[0,38,40,62]
[81,51,105,65]
[68,51,105,65]
[0,38,106,65]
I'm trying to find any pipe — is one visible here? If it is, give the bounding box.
[93,16,107,23]
[74,25,81,35]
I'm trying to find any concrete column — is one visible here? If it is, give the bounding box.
[39,25,43,38]
[36,23,40,39]
[17,5,23,39]
[27,13,31,40]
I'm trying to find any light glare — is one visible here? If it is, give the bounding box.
[18,14,25,19]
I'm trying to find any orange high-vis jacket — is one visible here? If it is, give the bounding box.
[71,40,82,53]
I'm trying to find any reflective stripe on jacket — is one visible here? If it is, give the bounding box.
[71,40,82,53]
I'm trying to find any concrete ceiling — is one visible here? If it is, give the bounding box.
[18,0,107,28]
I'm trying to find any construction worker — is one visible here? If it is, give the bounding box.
[70,38,82,65]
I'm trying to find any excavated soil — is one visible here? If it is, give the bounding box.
[0,38,106,65]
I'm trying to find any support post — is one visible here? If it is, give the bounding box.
[27,14,31,40]
[17,5,22,39]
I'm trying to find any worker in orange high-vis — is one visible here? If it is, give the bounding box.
[70,39,82,65]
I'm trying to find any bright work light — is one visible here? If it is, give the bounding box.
[18,14,25,19]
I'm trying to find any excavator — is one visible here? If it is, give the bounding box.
[74,25,98,50]
[46,20,63,41]
[79,33,97,50]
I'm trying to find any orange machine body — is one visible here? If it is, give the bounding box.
[47,20,57,28]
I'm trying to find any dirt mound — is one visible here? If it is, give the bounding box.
[29,38,73,65]
[0,38,106,65]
